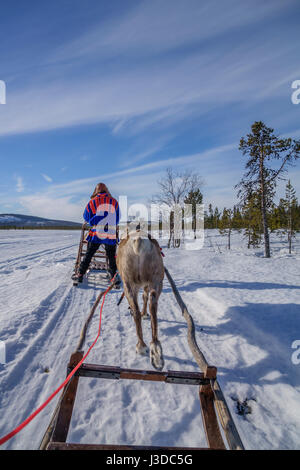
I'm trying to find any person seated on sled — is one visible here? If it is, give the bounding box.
[72,183,120,285]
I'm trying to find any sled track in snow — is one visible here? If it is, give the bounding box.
[0,278,99,448]
[0,243,78,269]
[0,283,75,400]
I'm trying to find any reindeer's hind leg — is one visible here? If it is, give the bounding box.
[149,283,164,370]
[124,282,148,356]
[141,286,150,319]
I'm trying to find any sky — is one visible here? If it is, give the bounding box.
[0,0,300,222]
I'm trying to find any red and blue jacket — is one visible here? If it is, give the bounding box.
[83,192,120,245]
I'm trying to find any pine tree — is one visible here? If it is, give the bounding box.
[213,207,220,229]
[236,121,300,257]
[282,180,298,253]
[184,188,203,239]
[232,205,244,231]
[270,199,286,231]
[208,204,214,228]
[219,208,233,249]
[241,191,262,249]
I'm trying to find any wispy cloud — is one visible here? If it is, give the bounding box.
[39,143,235,197]
[17,138,300,221]
[15,176,24,193]
[41,173,53,183]
[17,143,238,220]
[0,0,297,137]
[51,0,291,63]
[119,135,172,168]
[2,0,300,222]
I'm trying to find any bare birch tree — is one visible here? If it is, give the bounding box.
[152,167,204,247]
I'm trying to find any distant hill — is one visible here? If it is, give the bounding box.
[0,213,82,228]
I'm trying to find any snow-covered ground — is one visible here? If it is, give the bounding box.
[0,229,299,450]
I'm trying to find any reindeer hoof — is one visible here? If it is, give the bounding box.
[136,343,149,356]
[141,313,150,320]
[150,341,164,371]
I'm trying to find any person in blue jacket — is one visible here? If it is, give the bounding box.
[72,183,120,285]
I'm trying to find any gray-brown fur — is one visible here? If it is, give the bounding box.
[116,230,164,370]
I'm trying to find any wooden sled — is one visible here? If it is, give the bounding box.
[45,353,226,451]
[41,267,244,451]
[72,223,109,285]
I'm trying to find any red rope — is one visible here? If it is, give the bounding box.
[0,278,114,447]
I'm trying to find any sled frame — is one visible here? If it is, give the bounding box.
[73,223,109,283]
[46,351,226,451]
[42,254,244,451]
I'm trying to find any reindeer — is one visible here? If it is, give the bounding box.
[116,230,164,370]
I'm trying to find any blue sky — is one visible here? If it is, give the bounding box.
[0,0,300,222]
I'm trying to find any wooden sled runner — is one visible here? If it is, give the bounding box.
[41,267,244,451]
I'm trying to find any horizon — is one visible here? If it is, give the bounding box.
[1,0,300,223]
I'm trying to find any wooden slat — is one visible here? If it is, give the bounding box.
[47,442,211,451]
[211,380,244,450]
[81,253,107,258]
[120,369,166,382]
[70,363,209,385]
[89,262,107,271]
[73,224,86,273]
[51,351,84,443]
[199,385,226,450]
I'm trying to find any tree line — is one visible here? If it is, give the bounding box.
[205,178,300,253]
[153,121,300,256]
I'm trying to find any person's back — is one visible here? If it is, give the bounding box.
[84,190,119,244]
[72,183,120,286]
